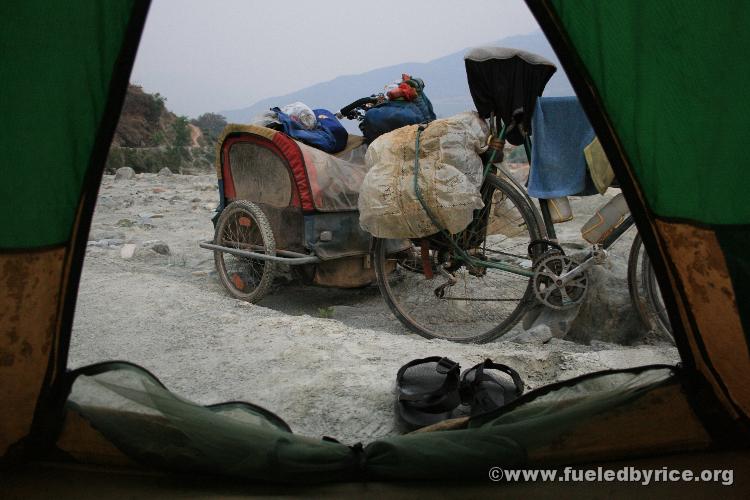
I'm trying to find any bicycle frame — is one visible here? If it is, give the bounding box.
[413,119,634,280]
[412,124,536,278]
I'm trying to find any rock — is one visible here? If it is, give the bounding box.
[508,324,553,344]
[137,217,155,229]
[116,218,135,227]
[89,230,125,241]
[114,167,135,181]
[590,340,619,350]
[158,167,173,176]
[191,198,201,203]
[332,305,360,319]
[120,244,137,259]
[567,265,641,345]
[87,239,124,248]
[152,243,170,255]
[142,240,170,255]
[96,196,116,208]
[531,306,581,338]
[521,304,544,330]
[546,337,577,347]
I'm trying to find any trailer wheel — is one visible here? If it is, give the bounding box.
[214,201,276,303]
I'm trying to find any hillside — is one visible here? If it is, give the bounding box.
[220,31,573,127]
[107,85,222,174]
[112,85,178,147]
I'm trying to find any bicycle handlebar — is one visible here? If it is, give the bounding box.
[339,96,379,119]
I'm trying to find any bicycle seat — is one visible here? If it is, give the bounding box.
[464,46,557,145]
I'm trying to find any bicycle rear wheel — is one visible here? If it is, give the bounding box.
[373,174,541,343]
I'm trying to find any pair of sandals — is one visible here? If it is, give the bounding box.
[396,356,525,429]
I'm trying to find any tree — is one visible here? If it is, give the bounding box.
[191,112,227,141]
[172,116,190,148]
[145,92,167,125]
[165,116,192,172]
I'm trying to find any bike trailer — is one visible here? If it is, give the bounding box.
[205,124,376,288]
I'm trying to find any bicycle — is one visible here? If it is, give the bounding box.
[362,47,672,343]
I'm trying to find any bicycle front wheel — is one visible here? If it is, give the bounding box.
[373,174,541,343]
[628,234,674,343]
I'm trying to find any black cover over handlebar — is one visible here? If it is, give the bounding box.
[340,96,379,117]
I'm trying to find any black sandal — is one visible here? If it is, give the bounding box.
[460,359,524,416]
[396,356,462,428]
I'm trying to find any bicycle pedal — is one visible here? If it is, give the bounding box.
[592,245,608,264]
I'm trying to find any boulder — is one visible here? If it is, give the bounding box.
[142,240,170,255]
[114,167,136,181]
[507,324,553,344]
[158,167,173,176]
[567,265,641,345]
[120,243,137,259]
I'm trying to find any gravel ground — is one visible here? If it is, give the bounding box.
[70,171,679,444]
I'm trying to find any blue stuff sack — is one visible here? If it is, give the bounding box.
[272,107,348,154]
[362,93,436,144]
[313,109,348,153]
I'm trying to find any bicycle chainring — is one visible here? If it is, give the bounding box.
[532,252,589,310]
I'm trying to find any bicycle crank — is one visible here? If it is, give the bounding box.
[532,252,589,309]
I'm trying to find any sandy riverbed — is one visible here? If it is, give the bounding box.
[70,171,678,444]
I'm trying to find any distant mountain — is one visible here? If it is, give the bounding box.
[219,31,573,130]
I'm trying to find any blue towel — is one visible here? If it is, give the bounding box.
[528,96,598,198]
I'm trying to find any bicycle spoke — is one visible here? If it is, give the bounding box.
[373,174,541,342]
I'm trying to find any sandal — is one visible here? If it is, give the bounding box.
[460,359,524,417]
[396,356,462,428]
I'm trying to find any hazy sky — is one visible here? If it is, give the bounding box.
[130,0,539,117]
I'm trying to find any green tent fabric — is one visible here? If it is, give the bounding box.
[531,0,750,417]
[0,0,136,249]
[65,362,683,481]
[65,363,358,482]
[549,0,750,225]
[2,0,750,488]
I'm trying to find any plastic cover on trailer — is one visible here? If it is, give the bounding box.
[216,124,371,213]
[358,112,489,238]
[298,141,371,212]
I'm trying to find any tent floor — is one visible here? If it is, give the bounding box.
[3,450,749,498]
